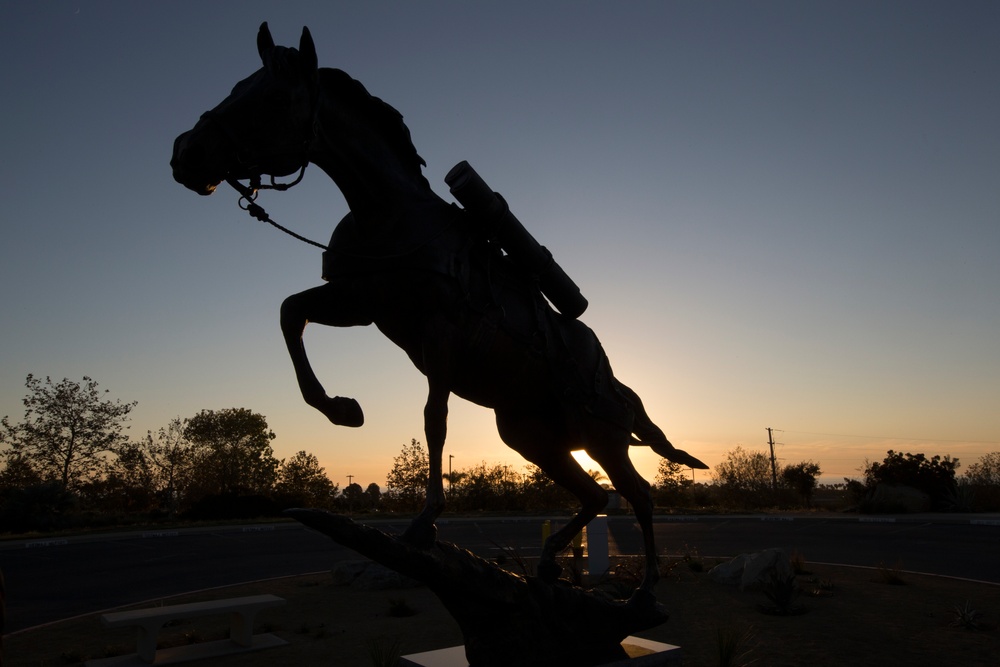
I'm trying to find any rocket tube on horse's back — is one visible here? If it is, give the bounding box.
[445,161,589,319]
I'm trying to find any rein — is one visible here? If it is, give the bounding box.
[225,169,329,250]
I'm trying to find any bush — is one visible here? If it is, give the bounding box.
[862,451,959,511]
[181,493,279,521]
[0,481,78,533]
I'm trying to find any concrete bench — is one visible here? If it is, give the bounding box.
[84,594,286,666]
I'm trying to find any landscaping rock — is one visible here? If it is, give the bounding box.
[870,484,931,513]
[331,559,421,590]
[709,548,793,590]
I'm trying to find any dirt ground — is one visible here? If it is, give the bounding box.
[6,557,999,667]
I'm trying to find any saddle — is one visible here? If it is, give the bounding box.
[320,198,632,431]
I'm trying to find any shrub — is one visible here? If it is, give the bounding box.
[0,481,78,533]
[863,451,959,510]
[758,571,805,615]
[716,622,756,667]
[875,560,907,585]
[367,636,404,667]
[950,600,982,630]
[386,597,418,617]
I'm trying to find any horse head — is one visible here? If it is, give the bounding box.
[171,23,318,196]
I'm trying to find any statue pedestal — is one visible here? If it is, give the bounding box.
[400,637,681,667]
[286,509,672,666]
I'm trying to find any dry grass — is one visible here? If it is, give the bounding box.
[6,561,998,666]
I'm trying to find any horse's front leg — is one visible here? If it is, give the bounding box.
[280,283,371,427]
[403,375,449,547]
[401,317,454,547]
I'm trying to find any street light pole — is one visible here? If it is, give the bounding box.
[346,474,354,515]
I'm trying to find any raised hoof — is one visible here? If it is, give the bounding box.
[401,518,437,549]
[321,396,364,427]
[537,559,563,584]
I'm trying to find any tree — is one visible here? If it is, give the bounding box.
[452,462,524,511]
[182,408,279,499]
[781,461,822,506]
[91,441,157,513]
[364,482,382,510]
[274,450,338,509]
[0,453,43,494]
[963,451,1000,511]
[384,439,429,512]
[863,450,959,509]
[0,375,136,491]
[443,470,468,494]
[520,464,576,510]
[713,446,773,509]
[964,451,1000,487]
[143,417,196,513]
[342,482,365,512]
[654,459,693,507]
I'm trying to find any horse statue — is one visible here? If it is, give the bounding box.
[171,23,706,595]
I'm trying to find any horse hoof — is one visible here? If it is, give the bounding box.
[626,589,669,623]
[324,396,364,427]
[538,560,563,584]
[626,588,656,609]
[401,519,437,549]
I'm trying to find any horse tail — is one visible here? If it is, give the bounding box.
[618,381,709,470]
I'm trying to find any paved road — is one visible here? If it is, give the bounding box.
[2,514,997,633]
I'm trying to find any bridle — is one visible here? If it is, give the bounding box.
[198,104,328,250]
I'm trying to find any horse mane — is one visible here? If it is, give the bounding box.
[319,68,431,191]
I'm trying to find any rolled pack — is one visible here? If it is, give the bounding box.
[445,161,588,319]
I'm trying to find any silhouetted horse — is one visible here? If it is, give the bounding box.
[171,23,706,593]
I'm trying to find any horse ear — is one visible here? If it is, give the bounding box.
[299,27,318,73]
[257,22,275,64]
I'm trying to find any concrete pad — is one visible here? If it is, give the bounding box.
[400,636,681,666]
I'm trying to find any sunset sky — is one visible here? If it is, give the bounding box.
[1,1,997,491]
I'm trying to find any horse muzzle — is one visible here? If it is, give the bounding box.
[171,129,225,196]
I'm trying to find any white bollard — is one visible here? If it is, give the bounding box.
[587,514,609,577]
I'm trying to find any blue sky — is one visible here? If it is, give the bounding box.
[1,1,998,490]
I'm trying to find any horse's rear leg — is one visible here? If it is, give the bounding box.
[589,444,659,596]
[280,283,371,427]
[496,412,607,583]
[538,456,608,583]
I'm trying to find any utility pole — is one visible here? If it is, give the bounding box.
[347,474,354,487]
[448,455,454,489]
[766,427,778,491]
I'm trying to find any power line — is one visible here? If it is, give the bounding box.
[781,430,999,444]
